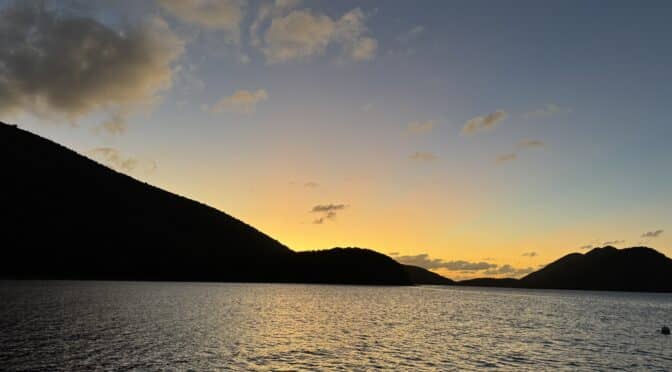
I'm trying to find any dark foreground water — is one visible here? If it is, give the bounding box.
[1,281,671,371]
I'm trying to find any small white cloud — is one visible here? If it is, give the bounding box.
[462,111,507,135]
[210,89,268,114]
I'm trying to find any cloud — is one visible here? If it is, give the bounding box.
[87,147,156,174]
[410,152,437,162]
[641,229,664,238]
[462,111,507,135]
[0,3,184,122]
[210,89,268,114]
[496,153,517,164]
[94,112,128,136]
[581,245,593,250]
[602,240,625,246]
[390,253,497,272]
[398,25,424,44]
[483,264,535,277]
[260,7,377,63]
[304,181,319,188]
[518,139,545,149]
[311,203,347,224]
[522,104,571,119]
[158,0,243,42]
[250,0,302,47]
[522,252,537,257]
[311,204,346,213]
[406,120,435,135]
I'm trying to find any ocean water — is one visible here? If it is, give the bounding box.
[1,281,671,371]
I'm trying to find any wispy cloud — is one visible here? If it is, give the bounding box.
[210,89,268,114]
[304,181,319,188]
[522,104,572,119]
[518,139,545,149]
[406,120,436,135]
[496,153,517,164]
[581,245,594,250]
[462,111,507,135]
[410,151,437,162]
[641,229,664,238]
[522,252,537,257]
[87,148,156,174]
[398,25,424,44]
[158,0,243,43]
[602,240,625,246]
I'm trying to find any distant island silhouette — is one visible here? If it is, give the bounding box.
[2,122,671,291]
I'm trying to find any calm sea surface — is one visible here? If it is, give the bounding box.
[1,281,671,371]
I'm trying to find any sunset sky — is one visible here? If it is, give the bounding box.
[1,0,670,279]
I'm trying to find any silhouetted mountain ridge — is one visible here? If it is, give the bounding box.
[456,246,672,292]
[0,122,410,285]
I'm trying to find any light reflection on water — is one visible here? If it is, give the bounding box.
[1,281,671,370]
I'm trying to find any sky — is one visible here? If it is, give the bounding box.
[1,0,671,279]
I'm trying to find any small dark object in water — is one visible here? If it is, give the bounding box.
[662,326,670,335]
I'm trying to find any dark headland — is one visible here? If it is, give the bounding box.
[0,122,408,285]
[2,122,671,291]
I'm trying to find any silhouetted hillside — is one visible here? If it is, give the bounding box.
[403,265,454,285]
[454,246,672,292]
[0,122,410,285]
[292,248,411,285]
[520,246,672,292]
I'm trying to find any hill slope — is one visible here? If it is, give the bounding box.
[520,246,672,292]
[403,265,454,285]
[0,122,410,285]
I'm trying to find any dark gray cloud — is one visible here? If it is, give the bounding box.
[311,203,346,224]
[389,253,497,272]
[483,264,535,277]
[581,244,593,250]
[641,229,664,238]
[602,240,625,246]
[312,204,346,213]
[0,2,183,121]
